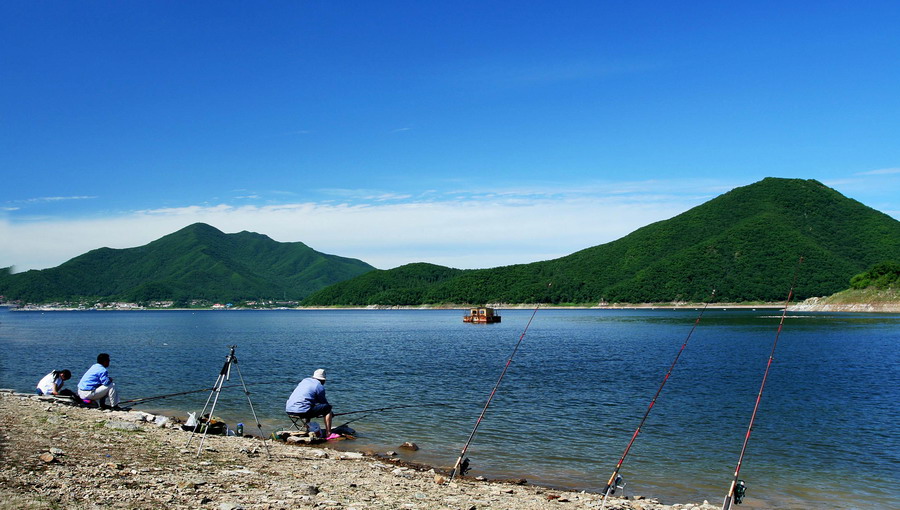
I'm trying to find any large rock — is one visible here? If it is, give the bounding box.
[105,420,141,431]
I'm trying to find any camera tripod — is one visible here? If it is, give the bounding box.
[186,345,271,458]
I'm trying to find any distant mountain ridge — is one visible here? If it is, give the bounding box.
[302,178,900,305]
[3,178,898,306]
[0,223,375,303]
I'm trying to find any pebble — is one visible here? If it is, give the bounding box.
[296,484,319,495]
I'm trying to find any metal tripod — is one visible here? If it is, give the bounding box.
[186,345,271,458]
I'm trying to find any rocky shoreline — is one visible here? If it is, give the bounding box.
[0,391,721,510]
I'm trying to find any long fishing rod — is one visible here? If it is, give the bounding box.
[334,402,452,417]
[600,290,716,509]
[449,286,549,481]
[336,413,371,429]
[121,380,293,406]
[722,257,803,510]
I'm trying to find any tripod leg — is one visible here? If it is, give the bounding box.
[232,359,271,458]
[187,372,225,447]
[196,373,227,456]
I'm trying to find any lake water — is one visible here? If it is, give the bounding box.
[0,307,896,509]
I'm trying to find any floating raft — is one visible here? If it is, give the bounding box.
[463,307,501,323]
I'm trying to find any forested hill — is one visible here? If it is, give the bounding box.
[302,178,900,305]
[0,223,375,303]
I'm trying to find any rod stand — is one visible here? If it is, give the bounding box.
[186,345,271,458]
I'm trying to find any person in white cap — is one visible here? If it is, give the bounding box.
[285,368,336,439]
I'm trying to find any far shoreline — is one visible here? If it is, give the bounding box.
[7,302,900,312]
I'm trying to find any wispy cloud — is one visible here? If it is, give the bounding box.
[0,183,706,273]
[21,195,97,204]
[856,167,900,176]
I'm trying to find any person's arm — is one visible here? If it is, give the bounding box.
[98,368,112,386]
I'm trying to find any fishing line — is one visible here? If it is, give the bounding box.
[599,289,717,509]
[449,285,549,481]
[721,257,803,510]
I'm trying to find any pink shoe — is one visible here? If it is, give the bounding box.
[326,433,340,440]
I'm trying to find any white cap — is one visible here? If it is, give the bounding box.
[312,368,327,381]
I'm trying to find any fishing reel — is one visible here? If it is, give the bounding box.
[451,457,471,478]
[608,475,626,495]
[734,480,746,504]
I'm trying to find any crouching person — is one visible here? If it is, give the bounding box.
[77,353,120,409]
[286,368,338,439]
[36,369,78,401]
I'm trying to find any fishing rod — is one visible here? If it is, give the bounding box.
[599,290,717,510]
[722,257,803,510]
[334,402,452,417]
[122,380,293,406]
[449,285,549,481]
[336,413,371,429]
[121,386,216,405]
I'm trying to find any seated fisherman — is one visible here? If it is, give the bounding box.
[36,369,78,400]
[286,368,337,439]
[77,353,121,409]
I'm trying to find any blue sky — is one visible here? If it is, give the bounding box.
[2,1,899,272]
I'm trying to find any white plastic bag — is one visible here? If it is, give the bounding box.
[185,412,197,427]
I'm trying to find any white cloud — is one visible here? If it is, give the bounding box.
[21,195,97,204]
[0,188,703,273]
[855,167,900,176]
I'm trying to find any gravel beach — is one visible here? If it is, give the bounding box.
[0,391,724,510]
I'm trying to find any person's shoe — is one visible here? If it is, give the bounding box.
[326,433,340,440]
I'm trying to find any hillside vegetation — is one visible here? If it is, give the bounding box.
[303,178,900,306]
[849,261,899,290]
[0,223,375,304]
[792,262,900,312]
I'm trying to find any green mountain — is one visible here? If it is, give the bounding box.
[302,263,466,306]
[0,223,375,304]
[302,178,900,305]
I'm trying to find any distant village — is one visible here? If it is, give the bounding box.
[0,297,301,311]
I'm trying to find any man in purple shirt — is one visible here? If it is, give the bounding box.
[77,353,120,408]
[286,368,336,438]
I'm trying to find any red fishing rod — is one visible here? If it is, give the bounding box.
[722,257,803,510]
[448,286,549,481]
[599,290,716,509]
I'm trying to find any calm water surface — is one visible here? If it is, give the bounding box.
[1,307,897,509]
